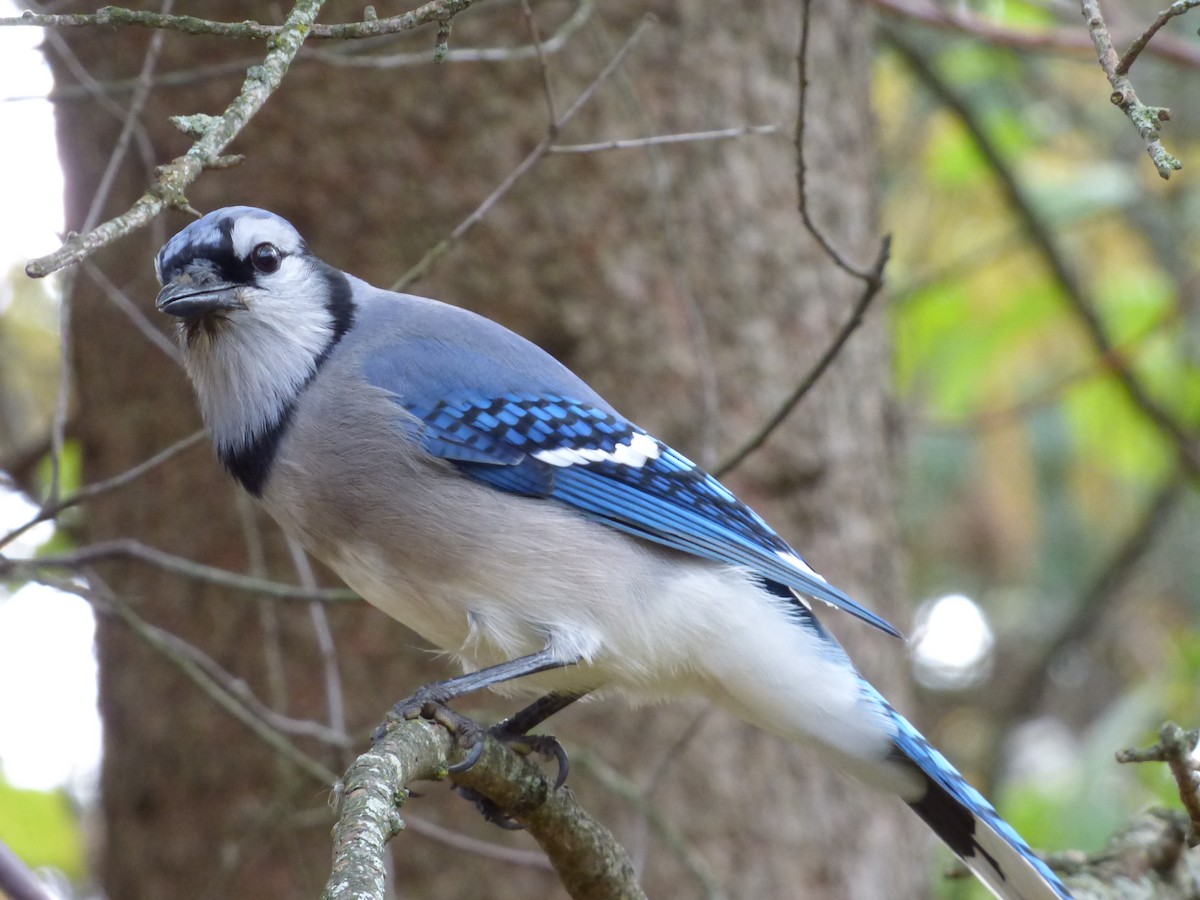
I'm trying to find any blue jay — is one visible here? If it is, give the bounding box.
[155,206,1071,900]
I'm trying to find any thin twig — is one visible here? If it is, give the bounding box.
[888,29,1200,477]
[24,0,329,278]
[795,0,879,282]
[521,0,557,127]
[81,0,172,233]
[393,14,656,290]
[132,597,354,748]
[0,430,206,553]
[84,577,341,784]
[713,1,890,477]
[402,816,554,869]
[1117,722,1200,846]
[287,536,350,756]
[232,491,291,720]
[714,238,890,478]
[309,0,592,69]
[1117,0,1200,74]
[1080,0,1182,177]
[81,261,182,363]
[2,0,488,41]
[549,124,777,154]
[1,538,358,602]
[871,0,1200,70]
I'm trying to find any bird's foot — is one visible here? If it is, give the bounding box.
[373,685,482,749]
[452,723,570,830]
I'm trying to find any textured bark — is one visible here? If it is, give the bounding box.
[53,0,920,896]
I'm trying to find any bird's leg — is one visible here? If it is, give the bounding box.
[456,691,589,830]
[486,691,587,787]
[374,647,578,742]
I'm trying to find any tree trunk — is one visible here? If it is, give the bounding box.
[51,0,919,896]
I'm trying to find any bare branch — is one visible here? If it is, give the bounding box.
[0,430,206,554]
[1117,0,1200,74]
[796,0,885,282]
[24,0,330,278]
[1080,0,1182,177]
[0,838,51,900]
[393,15,656,291]
[713,1,891,478]
[308,0,592,68]
[887,29,1200,478]
[872,0,1200,70]
[85,579,343,784]
[1,538,358,602]
[1118,722,1200,846]
[2,0,489,41]
[328,718,647,900]
[715,238,890,477]
[549,124,777,154]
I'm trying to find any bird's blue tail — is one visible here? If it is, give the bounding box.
[884,700,1072,900]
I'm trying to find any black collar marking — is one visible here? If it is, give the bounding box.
[220,263,355,496]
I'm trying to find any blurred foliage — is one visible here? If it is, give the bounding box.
[877,2,1200,885]
[0,775,84,878]
[0,263,60,462]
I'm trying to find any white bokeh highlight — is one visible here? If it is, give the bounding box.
[910,592,996,690]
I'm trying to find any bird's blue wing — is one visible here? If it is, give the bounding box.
[407,391,900,638]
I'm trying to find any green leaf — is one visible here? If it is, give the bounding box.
[0,779,84,877]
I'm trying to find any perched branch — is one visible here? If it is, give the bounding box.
[23,0,329,277]
[1080,0,1182,178]
[1118,723,1200,847]
[330,718,647,900]
[325,719,458,900]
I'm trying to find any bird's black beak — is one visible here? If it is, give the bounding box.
[156,278,247,319]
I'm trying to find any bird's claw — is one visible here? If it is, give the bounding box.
[372,689,481,746]
[449,725,570,830]
[498,732,570,790]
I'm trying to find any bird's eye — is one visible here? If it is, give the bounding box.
[250,242,282,274]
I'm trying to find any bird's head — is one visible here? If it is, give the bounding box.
[156,206,322,329]
[155,207,354,465]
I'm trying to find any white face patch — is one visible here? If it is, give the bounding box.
[230,214,306,259]
[534,431,661,469]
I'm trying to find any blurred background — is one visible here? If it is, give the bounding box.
[1,0,1197,897]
